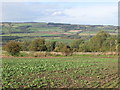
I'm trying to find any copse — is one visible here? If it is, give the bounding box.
[78,31,118,52]
[4,40,21,56]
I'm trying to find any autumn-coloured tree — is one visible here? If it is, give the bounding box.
[4,40,21,56]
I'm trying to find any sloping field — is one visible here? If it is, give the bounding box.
[79,32,117,36]
[2,56,118,88]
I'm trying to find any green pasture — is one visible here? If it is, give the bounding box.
[0,33,62,37]
[28,27,63,32]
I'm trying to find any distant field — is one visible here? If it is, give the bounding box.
[0,33,62,37]
[79,32,117,36]
[68,30,82,33]
[2,56,118,88]
[27,27,63,33]
[2,22,117,43]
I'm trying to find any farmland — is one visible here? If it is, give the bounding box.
[1,22,117,45]
[1,22,119,89]
[2,55,118,88]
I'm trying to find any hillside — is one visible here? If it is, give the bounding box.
[1,22,118,44]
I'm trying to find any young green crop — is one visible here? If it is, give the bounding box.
[2,56,118,88]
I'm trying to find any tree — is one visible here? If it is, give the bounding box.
[4,40,21,56]
[20,40,31,51]
[30,38,47,51]
[71,39,84,52]
[89,31,110,52]
[79,42,91,52]
[45,41,56,52]
[54,42,66,52]
[102,36,117,52]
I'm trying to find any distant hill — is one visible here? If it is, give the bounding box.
[1,22,118,44]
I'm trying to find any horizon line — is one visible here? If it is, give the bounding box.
[0,21,118,26]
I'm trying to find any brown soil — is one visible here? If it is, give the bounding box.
[36,31,62,35]
[1,55,72,59]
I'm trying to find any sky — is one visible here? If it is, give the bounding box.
[1,0,118,25]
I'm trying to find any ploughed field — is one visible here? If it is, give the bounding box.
[2,56,118,88]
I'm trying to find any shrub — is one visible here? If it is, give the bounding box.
[4,40,21,56]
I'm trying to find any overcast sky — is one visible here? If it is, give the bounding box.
[1,0,118,25]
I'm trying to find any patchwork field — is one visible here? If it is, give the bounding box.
[1,22,117,44]
[2,55,118,88]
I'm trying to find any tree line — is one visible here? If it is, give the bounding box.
[3,31,119,56]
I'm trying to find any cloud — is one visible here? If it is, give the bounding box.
[37,5,117,25]
[2,2,58,21]
[1,2,118,25]
[61,6,117,25]
[52,11,65,16]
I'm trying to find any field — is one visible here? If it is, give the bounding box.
[2,55,118,88]
[1,22,119,89]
